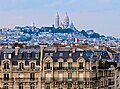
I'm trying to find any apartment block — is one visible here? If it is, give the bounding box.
[0,45,119,89]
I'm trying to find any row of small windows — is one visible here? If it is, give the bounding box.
[3,62,36,70]
[3,53,39,59]
[0,60,40,66]
[3,83,35,89]
[3,73,35,81]
[45,83,83,89]
[3,83,83,89]
[45,62,83,69]
[45,53,83,57]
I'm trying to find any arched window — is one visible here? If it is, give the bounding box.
[45,83,50,89]
[31,63,35,70]
[4,83,8,89]
[30,83,35,89]
[68,83,72,88]
[19,83,23,89]
[19,63,24,70]
[4,62,9,69]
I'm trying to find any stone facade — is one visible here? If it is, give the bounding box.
[0,45,120,89]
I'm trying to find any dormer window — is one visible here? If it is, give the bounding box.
[69,53,72,57]
[4,54,8,59]
[45,53,49,56]
[27,54,31,59]
[18,53,22,59]
[50,53,53,56]
[31,52,35,58]
[59,53,63,57]
[35,53,39,59]
[8,54,11,59]
[80,53,83,57]
[23,52,27,59]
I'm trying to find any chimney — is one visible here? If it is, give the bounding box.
[0,46,3,49]
[72,47,76,53]
[15,47,20,56]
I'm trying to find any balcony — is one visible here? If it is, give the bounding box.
[109,81,114,85]
[41,77,53,83]
[44,67,52,71]
[15,78,38,83]
[92,77,100,81]
[0,78,14,83]
[107,73,115,78]
[12,67,40,72]
[63,67,77,71]
[92,66,97,70]
[78,67,84,71]
[2,68,10,73]
[53,67,64,70]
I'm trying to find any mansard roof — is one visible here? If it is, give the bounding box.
[2,48,15,53]
[19,48,40,53]
[43,49,93,62]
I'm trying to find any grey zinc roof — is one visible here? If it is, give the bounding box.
[43,50,93,62]
[2,48,15,53]
[19,48,39,53]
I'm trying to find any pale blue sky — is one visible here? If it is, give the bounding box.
[0,0,120,37]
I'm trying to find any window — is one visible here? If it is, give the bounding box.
[31,52,35,58]
[68,83,72,88]
[8,54,11,59]
[23,52,27,59]
[45,53,49,56]
[18,53,22,59]
[35,53,39,59]
[80,53,83,57]
[25,61,29,65]
[59,84,62,89]
[50,53,53,56]
[45,83,50,89]
[4,54,8,59]
[31,63,35,70]
[30,73,35,80]
[101,81,103,86]
[30,83,35,89]
[4,74,9,81]
[68,63,72,69]
[4,83,8,89]
[105,80,107,86]
[19,73,24,78]
[78,84,83,89]
[59,62,62,69]
[19,83,23,89]
[27,54,31,59]
[59,53,63,57]
[4,63,9,69]
[68,73,72,79]
[19,63,24,70]
[46,63,50,69]
[69,53,72,57]
[79,62,83,69]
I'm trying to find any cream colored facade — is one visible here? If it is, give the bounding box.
[0,46,120,89]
